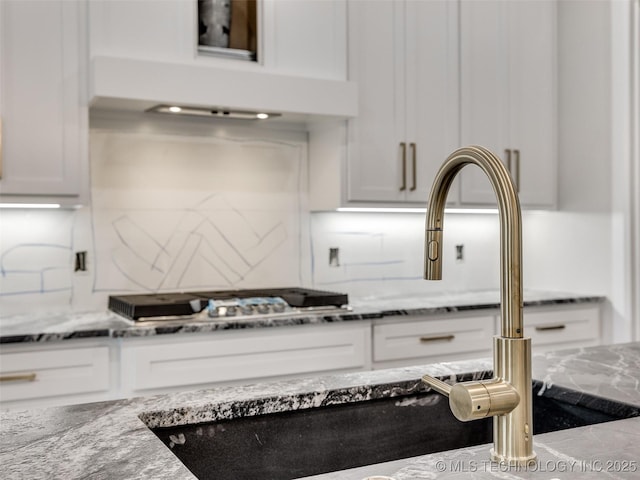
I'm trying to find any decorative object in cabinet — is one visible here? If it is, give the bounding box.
[0,0,88,206]
[198,0,257,61]
[459,0,557,208]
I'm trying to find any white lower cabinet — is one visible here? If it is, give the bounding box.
[0,303,602,408]
[372,313,495,369]
[119,322,371,397]
[0,340,113,410]
[525,304,601,353]
[372,303,602,369]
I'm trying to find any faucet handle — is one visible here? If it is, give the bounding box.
[421,374,451,396]
[422,374,520,422]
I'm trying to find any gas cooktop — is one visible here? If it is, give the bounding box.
[108,288,349,321]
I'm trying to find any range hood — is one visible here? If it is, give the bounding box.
[89,56,358,123]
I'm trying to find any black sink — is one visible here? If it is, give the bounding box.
[150,379,640,480]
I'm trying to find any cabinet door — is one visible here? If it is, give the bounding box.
[459,0,510,204]
[346,0,406,202]
[459,0,557,208]
[0,342,111,409]
[120,323,370,395]
[373,313,494,368]
[346,0,457,204]
[525,305,600,353]
[405,0,460,203]
[0,0,86,197]
[262,0,347,80]
[506,0,557,208]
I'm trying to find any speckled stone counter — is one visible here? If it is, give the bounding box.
[0,290,603,343]
[1,342,638,480]
[353,289,603,317]
[0,311,129,344]
[389,343,640,480]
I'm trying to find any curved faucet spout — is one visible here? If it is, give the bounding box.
[424,145,523,339]
[422,145,535,466]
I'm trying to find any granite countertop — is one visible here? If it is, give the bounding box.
[0,290,604,344]
[1,342,639,479]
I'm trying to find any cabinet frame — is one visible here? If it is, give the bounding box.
[459,0,558,208]
[372,311,495,369]
[344,0,459,206]
[0,303,601,410]
[119,322,372,396]
[0,0,88,204]
[0,338,115,409]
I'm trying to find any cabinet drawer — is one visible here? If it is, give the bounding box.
[0,346,110,403]
[373,314,494,362]
[525,306,600,347]
[121,324,370,392]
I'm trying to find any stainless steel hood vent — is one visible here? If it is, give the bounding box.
[147,105,281,121]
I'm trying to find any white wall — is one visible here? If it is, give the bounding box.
[609,0,640,342]
[0,112,312,315]
[310,211,611,304]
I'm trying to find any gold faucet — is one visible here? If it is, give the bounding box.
[421,145,536,466]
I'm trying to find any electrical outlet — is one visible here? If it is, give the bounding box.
[329,247,340,267]
[455,244,464,263]
[74,251,88,273]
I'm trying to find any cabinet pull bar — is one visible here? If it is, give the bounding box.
[535,325,566,332]
[513,149,520,192]
[420,334,455,343]
[400,142,407,191]
[0,373,37,383]
[410,143,417,191]
[504,148,512,172]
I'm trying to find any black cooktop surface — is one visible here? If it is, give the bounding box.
[108,288,349,320]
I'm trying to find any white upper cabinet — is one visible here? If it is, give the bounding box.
[90,0,346,80]
[88,0,355,119]
[260,0,347,81]
[311,0,558,210]
[459,0,557,208]
[346,0,459,204]
[0,0,88,203]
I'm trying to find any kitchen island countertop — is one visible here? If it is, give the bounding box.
[1,342,639,479]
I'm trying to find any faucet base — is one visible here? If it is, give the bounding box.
[490,449,537,467]
[492,336,536,465]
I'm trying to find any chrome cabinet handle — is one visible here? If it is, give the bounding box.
[504,148,511,172]
[535,325,566,332]
[400,142,407,191]
[420,334,455,343]
[0,373,37,382]
[410,142,417,191]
